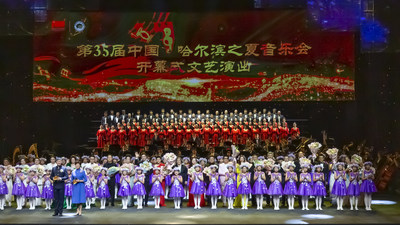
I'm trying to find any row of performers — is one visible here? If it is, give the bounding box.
[2,160,377,211]
[96,122,300,149]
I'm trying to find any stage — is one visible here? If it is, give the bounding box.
[0,195,399,224]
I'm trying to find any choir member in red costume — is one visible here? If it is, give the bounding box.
[148,125,157,145]
[203,125,212,145]
[270,123,280,145]
[166,126,175,146]
[279,122,289,140]
[261,124,269,142]
[231,125,241,145]
[175,125,184,147]
[221,125,231,142]
[158,126,167,145]
[138,125,148,147]
[241,125,251,145]
[290,122,300,139]
[184,126,193,142]
[212,125,220,147]
[96,125,107,148]
[128,125,138,146]
[251,125,260,140]
[118,126,127,151]
[193,125,203,138]
[109,125,119,145]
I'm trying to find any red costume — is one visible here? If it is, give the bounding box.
[290,127,300,139]
[203,128,212,144]
[128,128,138,146]
[212,127,220,147]
[96,129,107,148]
[251,127,260,140]
[138,128,148,147]
[280,126,289,140]
[221,127,231,142]
[118,129,127,147]
[184,128,193,141]
[241,128,251,145]
[167,128,175,145]
[261,127,269,141]
[270,127,280,144]
[231,128,241,144]
[109,129,119,145]
[175,129,184,147]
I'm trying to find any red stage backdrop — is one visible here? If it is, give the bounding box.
[33,10,355,102]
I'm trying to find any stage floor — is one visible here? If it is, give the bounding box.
[1,197,399,224]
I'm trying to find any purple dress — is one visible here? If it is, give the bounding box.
[25,176,40,198]
[190,172,205,195]
[41,176,54,199]
[96,176,111,198]
[331,171,347,196]
[269,173,283,196]
[12,173,25,196]
[0,174,8,195]
[312,173,326,196]
[298,173,313,196]
[283,172,298,195]
[132,174,146,196]
[252,171,268,195]
[84,175,95,198]
[118,175,132,197]
[206,173,222,196]
[149,175,165,196]
[347,172,360,196]
[360,170,377,193]
[165,175,171,187]
[223,173,237,198]
[64,175,72,197]
[237,173,251,195]
[169,175,185,198]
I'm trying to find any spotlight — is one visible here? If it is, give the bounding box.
[285,219,309,224]
[301,214,334,219]
[371,200,397,205]
[74,21,85,32]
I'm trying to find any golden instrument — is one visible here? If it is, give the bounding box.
[73,179,78,185]
[28,143,39,158]
[53,176,59,181]
[12,145,22,165]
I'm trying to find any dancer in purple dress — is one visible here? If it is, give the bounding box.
[169,168,185,209]
[132,167,146,209]
[190,164,205,210]
[206,165,222,209]
[0,165,9,210]
[25,169,40,210]
[361,162,377,211]
[64,167,73,209]
[84,166,95,209]
[149,167,164,209]
[96,168,110,210]
[12,165,25,210]
[331,162,347,210]
[347,164,360,210]
[237,164,251,210]
[269,165,283,210]
[284,162,298,210]
[41,169,54,210]
[223,164,237,210]
[252,164,268,210]
[298,164,312,210]
[312,164,326,210]
[118,168,131,210]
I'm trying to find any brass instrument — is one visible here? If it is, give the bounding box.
[296,137,311,152]
[28,143,39,158]
[53,176,59,181]
[12,145,22,165]
[73,179,78,185]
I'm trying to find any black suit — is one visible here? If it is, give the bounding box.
[143,167,153,206]
[177,164,188,207]
[103,162,117,206]
[101,116,109,126]
[50,166,68,215]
